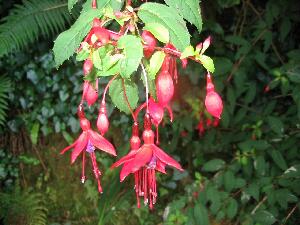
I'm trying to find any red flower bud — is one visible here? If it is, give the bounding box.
[92,0,97,9]
[142,30,157,59]
[97,103,109,135]
[212,118,220,127]
[83,80,98,106]
[80,118,91,131]
[156,70,174,106]
[206,118,212,127]
[83,59,93,75]
[94,27,110,44]
[205,73,223,119]
[197,120,205,136]
[149,98,164,126]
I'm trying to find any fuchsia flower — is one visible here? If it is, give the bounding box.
[111,114,183,209]
[205,73,223,119]
[97,101,109,135]
[60,105,116,193]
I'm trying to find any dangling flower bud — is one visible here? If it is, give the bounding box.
[205,73,223,119]
[130,122,141,150]
[97,102,109,135]
[156,70,174,106]
[83,59,93,75]
[93,27,110,45]
[83,79,98,106]
[142,30,157,59]
[148,98,164,126]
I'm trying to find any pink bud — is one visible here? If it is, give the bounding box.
[201,36,211,54]
[142,30,157,59]
[83,59,93,75]
[206,118,212,127]
[197,120,205,136]
[196,43,203,52]
[156,70,174,106]
[205,92,223,119]
[92,0,97,8]
[83,80,98,106]
[149,98,164,126]
[205,73,223,119]
[97,103,109,135]
[80,118,91,131]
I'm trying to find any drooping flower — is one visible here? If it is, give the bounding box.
[60,105,116,193]
[111,114,183,209]
[205,73,223,119]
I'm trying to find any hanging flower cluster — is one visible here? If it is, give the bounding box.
[58,0,223,209]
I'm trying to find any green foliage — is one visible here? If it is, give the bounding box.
[117,35,143,79]
[53,8,103,67]
[138,2,190,51]
[164,0,203,32]
[0,189,48,225]
[0,76,11,126]
[109,78,139,114]
[0,0,77,57]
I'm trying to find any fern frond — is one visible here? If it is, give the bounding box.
[0,76,11,126]
[0,0,78,57]
[0,190,48,225]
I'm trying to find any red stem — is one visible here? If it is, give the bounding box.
[101,74,119,104]
[122,78,137,122]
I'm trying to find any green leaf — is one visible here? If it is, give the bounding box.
[202,159,225,172]
[76,48,90,61]
[227,198,238,219]
[194,204,209,225]
[30,122,40,145]
[53,9,102,67]
[138,2,190,51]
[253,210,276,225]
[148,51,166,80]
[245,183,259,201]
[267,116,284,134]
[198,54,215,73]
[224,170,235,191]
[143,23,169,43]
[269,150,287,170]
[62,131,74,145]
[68,0,79,12]
[181,45,195,59]
[164,0,202,32]
[109,78,139,113]
[118,35,143,78]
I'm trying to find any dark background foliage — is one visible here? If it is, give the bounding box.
[0,0,300,224]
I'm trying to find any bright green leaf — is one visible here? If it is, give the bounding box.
[138,3,190,51]
[143,23,169,43]
[109,78,139,113]
[118,35,143,78]
[53,9,102,67]
[181,45,195,59]
[148,51,166,80]
[198,54,215,73]
[164,0,202,32]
